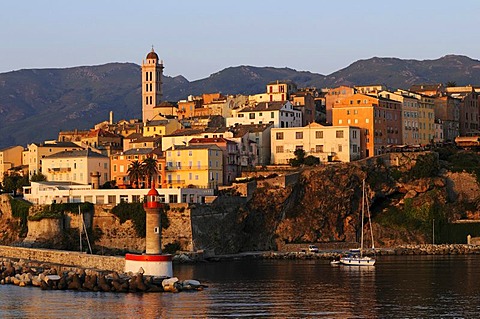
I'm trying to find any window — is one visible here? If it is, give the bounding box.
[276,146,284,153]
[295,132,303,139]
[338,145,343,152]
[295,145,303,150]
[276,132,284,140]
[249,113,255,119]
[315,145,324,153]
[271,112,274,118]
[336,130,344,138]
[316,131,323,139]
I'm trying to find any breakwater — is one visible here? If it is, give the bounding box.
[0,258,204,293]
[204,244,480,262]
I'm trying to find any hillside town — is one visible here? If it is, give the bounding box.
[0,48,479,205]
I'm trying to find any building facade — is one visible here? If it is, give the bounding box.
[227,101,302,128]
[332,93,402,158]
[0,146,24,182]
[165,144,223,188]
[41,149,110,187]
[270,123,361,164]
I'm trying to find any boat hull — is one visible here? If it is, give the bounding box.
[339,256,376,266]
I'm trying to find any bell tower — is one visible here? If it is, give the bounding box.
[142,47,164,122]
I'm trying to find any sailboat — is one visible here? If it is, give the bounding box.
[340,179,376,266]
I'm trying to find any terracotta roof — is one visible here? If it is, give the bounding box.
[166,144,221,151]
[238,101,285,113]
[189,137,235,144]
[229,123,273,137]
[165,129,205,137]
[45,149,107,159]
[85,129,120,138]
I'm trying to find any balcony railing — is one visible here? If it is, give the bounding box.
[48,167,71,173]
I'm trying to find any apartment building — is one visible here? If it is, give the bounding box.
[396,90,435,144]
[227,101,302,128]
[332,92,402,158]
[325,86,357,124]
[110,148,165,188]
[165,144,223,188]
[26,141,84,178]
[188,137,240,185]
[0,146,24,182]
[445,86,479,136]
[271,123,361,164]
[41,149,110,187]
[378,91,420,145]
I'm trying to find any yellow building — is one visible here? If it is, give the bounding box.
[143,118,182,137]
[165,144,223,188]
[0,146,24,182]
[396,90,435,144]
[271,123,361,164]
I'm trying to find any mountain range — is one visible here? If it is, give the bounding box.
[1,54,480,149]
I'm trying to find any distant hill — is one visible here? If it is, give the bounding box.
[1,55,480,148]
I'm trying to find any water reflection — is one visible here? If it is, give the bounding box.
[1,256,480,318]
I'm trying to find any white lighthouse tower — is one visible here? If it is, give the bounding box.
[125,187,173,277]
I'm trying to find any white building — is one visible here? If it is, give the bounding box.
[226,101,302,128]
[42,149,110,187]
[23,182,214,205]
[270,123,361,164]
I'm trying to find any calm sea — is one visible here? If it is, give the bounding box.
[1,255,479,318]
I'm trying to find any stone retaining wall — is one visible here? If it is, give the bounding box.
[0,245,125,273]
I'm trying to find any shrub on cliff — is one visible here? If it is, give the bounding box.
[110,202,170,238]
[9,197,31,237]
[408,153,439,181]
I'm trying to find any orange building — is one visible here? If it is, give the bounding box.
[177,98,202,119]
[332,93,402,158]
[110,148,165,188]
[325,86,357,124]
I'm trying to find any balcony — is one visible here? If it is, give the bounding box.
[48,167,71,173]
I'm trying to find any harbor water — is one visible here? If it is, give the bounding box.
[1,255,480,318]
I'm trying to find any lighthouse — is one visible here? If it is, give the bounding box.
[124,187,173,277]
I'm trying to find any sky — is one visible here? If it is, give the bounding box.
[1,0,479,81]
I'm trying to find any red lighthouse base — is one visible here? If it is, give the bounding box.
[125,253,173,277]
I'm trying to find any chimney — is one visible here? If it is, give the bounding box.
[109,111,114,125]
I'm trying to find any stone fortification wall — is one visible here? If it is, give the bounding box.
[163,203,193,251]
[92,205,144,253]
[0,245,125,273]
[24,218,64,244]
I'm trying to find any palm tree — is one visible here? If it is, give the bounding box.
[127,160,143,189]
[142,156,159,188]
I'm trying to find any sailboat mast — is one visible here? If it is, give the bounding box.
[360,179,365,257]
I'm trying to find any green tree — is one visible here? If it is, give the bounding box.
[127,160,144,189]
[289,149,306,167]
[304,155,320,166]
[30,172,47,182]
[142,156,158,188]
[2,172,21,196]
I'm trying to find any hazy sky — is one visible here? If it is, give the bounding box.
[1,0,478,80]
